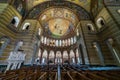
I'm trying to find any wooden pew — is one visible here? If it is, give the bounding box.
[84,71,108,80]
[17,72,26,80]
[24,72,37,80]
[94,71,120,80]
[0,72,17,80]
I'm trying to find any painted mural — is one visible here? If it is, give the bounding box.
[39,8,78,38]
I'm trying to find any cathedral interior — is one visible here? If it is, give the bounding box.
[0,0,120,80]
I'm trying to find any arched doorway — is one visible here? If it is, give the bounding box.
[55,51,62,64]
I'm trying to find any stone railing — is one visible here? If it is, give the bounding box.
[5,50,26,71]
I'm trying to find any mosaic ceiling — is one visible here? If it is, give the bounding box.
[27,0,91,12]
[39,8,79,38]
[26,0,91,38]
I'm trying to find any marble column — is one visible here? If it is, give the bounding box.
[6,62,12,71]
[11,62,18,70]
[17,62,22,69]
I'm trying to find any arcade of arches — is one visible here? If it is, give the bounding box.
[0,0,120,80]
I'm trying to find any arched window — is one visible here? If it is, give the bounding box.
[10,16,20,27]
[41,14,47,20]
[38,28,41,35]
[63,51,69,64]
[71,38,74,45]
[0,36,10,55]
[38,49,41,57]
[76,49,81,64]
[87,24,95,31]
[70,50,75,64]
[44,37,47,44]
[49,50,54,64]
[56,40,58,47]
[41,36,44,44]
[74,36,77,43]
[22,23,30,30]
[92,41,105,65]
[41,50,48,64]
[55,51,62,64]
[68,39,71,46]
[35,58,40,65]
[41,57,46,64]
[96,17,105,29]
[65,39,68,46]
[59,40,62,47]
[14,40,24,51]
[106,38,120,64]
[76,29,79,36]
[47,38,50,46]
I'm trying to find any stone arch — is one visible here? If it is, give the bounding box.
[14,40,24,51]
[96,17,105,29]
[63,51,69,64]
[107,38,120,64]
[49,50,55,64]
[41,49,48,64]
[22,23,30,30]
[92,41,105,65]
[56,51,62,58]
[70,49,75,64]
[76,49,81,64]
[55,51,62,64]
[10,16,20,27]
[87,24,95,31]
